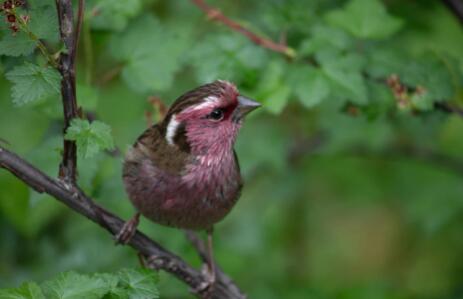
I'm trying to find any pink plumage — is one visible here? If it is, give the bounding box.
[122,80,260,230]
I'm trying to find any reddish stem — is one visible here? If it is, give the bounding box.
[191,0,295,58]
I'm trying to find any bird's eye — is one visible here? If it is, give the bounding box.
[208,109,224,121]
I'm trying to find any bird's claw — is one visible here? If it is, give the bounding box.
[193,263,216,298]
[115,213,140,245]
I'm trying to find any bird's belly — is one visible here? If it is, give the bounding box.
[134,183,240,230]
[123,165,241,230]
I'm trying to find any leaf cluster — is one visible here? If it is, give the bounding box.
[0,268,159,299]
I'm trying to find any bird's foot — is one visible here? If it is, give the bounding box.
[115,212,140,245]
[193,263,216,298]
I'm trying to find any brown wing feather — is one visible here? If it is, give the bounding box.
[127,124,190,175]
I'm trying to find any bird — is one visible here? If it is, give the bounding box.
[117,80,260,291]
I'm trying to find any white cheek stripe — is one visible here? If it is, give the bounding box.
[166,114,180,145]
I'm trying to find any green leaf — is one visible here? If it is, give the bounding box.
[41,272,109,299]
[109,14,190,93]
[410,90,434,111]
[400,55,455,101]
[0,3,59,57]
[288,65,330,108]
[65,119,115,159]
[325,0,403,39]
[116,268,159,299]
[0,282,45,299]
[29,3,60,42]
[0,32,37,57]
[265,84,291,114]
[190,34,268,83]
[321,54,368,105]
[6,63,61,106]
[299,25,353,57]
[255,60,291,114]
[87,0,143,31]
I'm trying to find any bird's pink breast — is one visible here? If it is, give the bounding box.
[123,149,242,230]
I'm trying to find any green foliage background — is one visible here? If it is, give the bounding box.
[1,0,463,298]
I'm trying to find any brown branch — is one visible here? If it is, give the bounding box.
[191,0,295,58]
[442,0,463,24]
[56,0,79,183]
[0,146,246,299]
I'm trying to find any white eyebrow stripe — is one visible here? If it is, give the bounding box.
[187,96,219,111]
[166,114,180,145]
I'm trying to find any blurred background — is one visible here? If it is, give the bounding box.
[1,0,463,298]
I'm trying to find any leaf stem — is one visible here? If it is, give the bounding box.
[14,12,59,68]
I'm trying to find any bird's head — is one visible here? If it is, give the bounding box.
[161,80,260,156]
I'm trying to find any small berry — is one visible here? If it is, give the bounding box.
[10,23,18,33]
[3,0,13,10]
[14,0,23,7]
[6,13,15,23]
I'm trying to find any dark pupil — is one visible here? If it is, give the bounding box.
[210,109,223,120]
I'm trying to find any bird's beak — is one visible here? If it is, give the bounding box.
[235,96,261,120]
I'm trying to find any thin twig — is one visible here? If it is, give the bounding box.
[56,0,79,183]
[190,0,295,58]
[434,102,463,118]
[0,146,246,299]
[185,230,209,263]
[82,19,93,84]
[74,0,85,75]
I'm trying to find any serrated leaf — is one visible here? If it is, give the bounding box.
[29,3,60,42]
[0,282,45,299]
[325,0,403,39]
[41,272,109,299]
[0,3,59,57]
[109,14,189,93]
[0,32,37,57]
[321,54,368,105]
[65,119,115,159]
[323,66,367,105]
[6,63,61,106]
[116,268,159,299]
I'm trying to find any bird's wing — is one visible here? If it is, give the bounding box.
[127,124,190,175]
